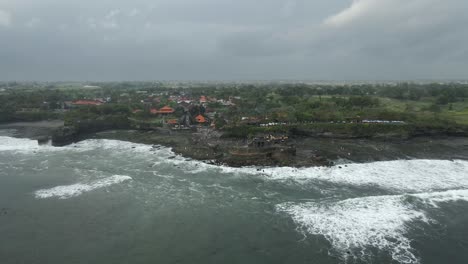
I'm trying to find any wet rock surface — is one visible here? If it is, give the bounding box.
[3,122,468,167]
[85,130,468,167]
[0,120,64,141]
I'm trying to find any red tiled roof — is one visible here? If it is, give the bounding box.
[150,106,175,114]
[159,106,175,112]
[167,119,178,125]
[195,115,207,123]
[72,100,103,106]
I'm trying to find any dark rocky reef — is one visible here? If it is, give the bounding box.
[3,121,468,168]
[51,126,79,146]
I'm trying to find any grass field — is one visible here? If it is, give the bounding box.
[378,97,468,125]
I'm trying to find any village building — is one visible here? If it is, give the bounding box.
[177,97,192,104]
[71,100,103,106]
[150,106,175,115]
[199,96,207,104]
[195,114,208,124]
[166,119,179,125]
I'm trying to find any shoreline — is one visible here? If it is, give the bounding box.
[1,121,468,168]
[0,120,64,141]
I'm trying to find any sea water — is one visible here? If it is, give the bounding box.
[1,134,468,264]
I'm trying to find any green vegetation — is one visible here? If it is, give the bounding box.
[63,104,130,133]
[1,81,468,138]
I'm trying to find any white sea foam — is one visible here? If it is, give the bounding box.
[0,137,179,163]
[278,196,425,263]
[414,189,468,207]
[34,175,132,199]
[4,136,468,194]
[155,155,468,194]
[0,136,75,153]
[69,139,154,153]
[277,189,468,263]
[153,156,468,199]
[0,136,40,151]
[259,159,468,193]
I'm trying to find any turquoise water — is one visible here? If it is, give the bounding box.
[1,133,468,264]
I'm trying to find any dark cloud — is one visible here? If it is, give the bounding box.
[0,0,467,81]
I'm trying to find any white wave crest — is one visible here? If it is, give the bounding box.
[155,157,468,194]
[260,159,468,193]
[277,196,425,263]
[277,189,468,263]
[0,136,40,151]
[0,137,177,158]
[414,189,468,207]
[69,139,153,153]
[34,175,132,199]
[4,136,468,194]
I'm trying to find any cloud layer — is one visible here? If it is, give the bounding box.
[0,9,11,27]
[0,0,467,81]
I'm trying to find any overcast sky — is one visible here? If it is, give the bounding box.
[1,0,467,81]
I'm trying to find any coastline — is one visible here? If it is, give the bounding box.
[1,120,468,168]
[0,120,64,143]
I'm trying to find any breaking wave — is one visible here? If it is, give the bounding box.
[34,175,132,199]
[0,136,41,151]
[3,136,466,194]
[0,136,169,155]
[4,136,468,263]
[256,159,468,193]
[277,190,468,263]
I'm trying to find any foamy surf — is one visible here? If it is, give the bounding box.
[34,175,132,199]
[4,136,466,195]
[69,139,155,153]
[0,136,40,151]
[155,156,468,194]
[257,159,468,193]
[0,136,173,156]
[2,134,468,263]
[277,189,468,263]
[414,189,468,207]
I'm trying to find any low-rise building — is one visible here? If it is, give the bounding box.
[71,100,103,106]
[199,96,207,104]
[150,106,175,115]
[195,114,208,124]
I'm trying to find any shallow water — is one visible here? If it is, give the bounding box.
[1,133,468,264]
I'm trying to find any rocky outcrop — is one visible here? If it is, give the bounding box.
[52,126,79,146]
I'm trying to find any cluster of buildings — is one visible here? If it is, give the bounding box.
[58,92,238,130]
[131,95,237,129]
[362,120,405,124]
[64,98,111,108]
[165,94,236,106]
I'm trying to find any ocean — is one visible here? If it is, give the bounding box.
[1,132,468,264]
